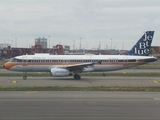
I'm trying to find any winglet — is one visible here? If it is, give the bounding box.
[128,31,154,56]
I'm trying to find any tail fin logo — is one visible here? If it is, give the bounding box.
[128,31,154,56]
[143,32,153,41]
[134,32,152,55]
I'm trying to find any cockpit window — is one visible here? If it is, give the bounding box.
[9,58,17,62]
[9,58,14,62]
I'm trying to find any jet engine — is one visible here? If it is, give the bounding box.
[50,68,70,77]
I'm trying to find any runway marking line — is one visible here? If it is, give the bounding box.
[61,102,96,105]
[61,102,83,105]
[25,91,38,94]
[122,72,127,74]
[11,80,17,84]
[154,98,160,100]
[152,80,159,84]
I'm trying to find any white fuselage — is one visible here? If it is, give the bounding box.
[4,54,157,72]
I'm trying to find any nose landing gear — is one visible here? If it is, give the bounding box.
[23,72,27,80]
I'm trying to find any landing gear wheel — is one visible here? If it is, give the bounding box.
[103,73,106,76]
[23,72,27,80]
[23,76,27,80]
[74,74,81,80]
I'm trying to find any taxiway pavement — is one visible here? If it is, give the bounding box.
[0,76,160,87]
[0,68,160,87]
[0,91,160,120]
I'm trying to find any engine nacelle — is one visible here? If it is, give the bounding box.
[83,67,94,72]
[50,68,70,77]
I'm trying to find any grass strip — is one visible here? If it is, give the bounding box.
[132,64,160,69]
[82,72,160,77]
[0,86,160,91]
[0,73,50,77]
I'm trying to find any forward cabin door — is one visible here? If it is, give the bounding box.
[22,55,28,72]
[22,55,33,72]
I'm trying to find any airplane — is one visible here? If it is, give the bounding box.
[3,31,157,80]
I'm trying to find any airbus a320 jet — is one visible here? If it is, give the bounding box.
[4,31,157,80]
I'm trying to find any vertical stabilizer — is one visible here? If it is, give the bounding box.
[128,31,154,56]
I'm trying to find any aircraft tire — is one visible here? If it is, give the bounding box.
[74,74,81,80]
[23,76,27,80]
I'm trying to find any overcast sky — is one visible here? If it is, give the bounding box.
[0,0,160,50]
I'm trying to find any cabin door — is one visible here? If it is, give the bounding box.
[22,55,28,72]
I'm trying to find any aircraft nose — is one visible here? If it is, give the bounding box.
[3,63,10,70]
[3,62,13,70]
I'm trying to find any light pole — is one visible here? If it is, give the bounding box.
[48,36,50,49]
[73,40,75,50]
[15,38,17,48]
[26,40,28,48]
[111,39,112,50]
[122,42,124,50]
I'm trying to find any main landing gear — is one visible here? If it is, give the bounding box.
[23,76,27,80]
[23,72,27,80]
[74,74,81,80]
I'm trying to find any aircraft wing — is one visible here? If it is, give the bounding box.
[60,61,101,73]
